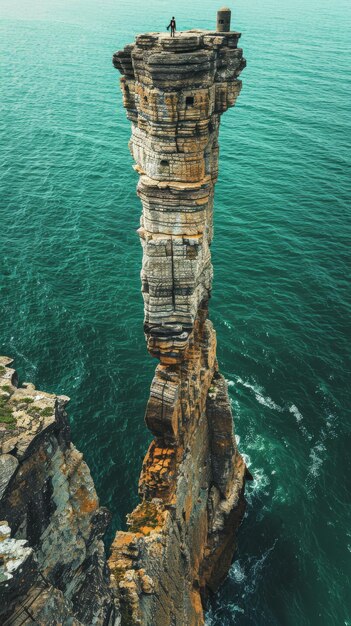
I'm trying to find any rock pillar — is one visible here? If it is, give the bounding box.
[110,29,247,626]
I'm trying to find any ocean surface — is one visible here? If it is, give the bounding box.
[1,0,350,623]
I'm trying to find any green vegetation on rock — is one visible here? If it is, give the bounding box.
[41,406,54,417]
[0,397,16,428]
[128,501,161,533]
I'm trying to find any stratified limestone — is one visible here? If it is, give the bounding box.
[0,357,120,626]
[111,29,247,625]
[113,29,245,363]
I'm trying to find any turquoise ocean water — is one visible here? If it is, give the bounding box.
[1,0,350,623]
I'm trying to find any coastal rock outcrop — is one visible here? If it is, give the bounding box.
[111,29,247,625]
[0,356,119,626]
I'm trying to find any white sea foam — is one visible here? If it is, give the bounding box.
[229,561,246,584]
[241,452,251,467]
[236,377,283,411]
[226,603,244,616]
[289,404,303,422]
[289,404,313,440]
[245,466,270,506]
[324,412,338,439]
[305,406,340,495]
[205,603,244,626]
[308,442,327,478]
[231,540,278,598]
[250,540,277,583]
[204,610,214,626]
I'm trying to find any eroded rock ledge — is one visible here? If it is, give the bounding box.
[110,29,247,625]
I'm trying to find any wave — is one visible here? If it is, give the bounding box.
[289,403,303,422]
[205,541,278,625]
[308,442,327,478]
[289,404,313,441]
[233,376,283,411]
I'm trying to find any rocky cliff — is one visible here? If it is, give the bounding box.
[110,29,248,625]
[0,356,119,625]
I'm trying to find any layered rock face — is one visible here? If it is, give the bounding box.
[111,30,247,625]
[114,30,245,363]
[0,357,119,626]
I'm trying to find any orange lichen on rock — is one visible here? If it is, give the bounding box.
[139,442,178,501]
[73,485,99,514]
[127,500,166,535]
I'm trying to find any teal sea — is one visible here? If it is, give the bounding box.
[1,0,350,623]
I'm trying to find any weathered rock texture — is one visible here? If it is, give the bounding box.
[111,30,247,625]
[0,356,120,626]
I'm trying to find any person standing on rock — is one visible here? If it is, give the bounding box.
[167,17,176,37]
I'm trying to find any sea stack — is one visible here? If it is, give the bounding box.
[111,26,247,625]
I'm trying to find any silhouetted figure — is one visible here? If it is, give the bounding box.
[167,17,176,37]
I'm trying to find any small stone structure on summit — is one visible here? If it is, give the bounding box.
[217,7,232,32]
[110,15,248,626]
